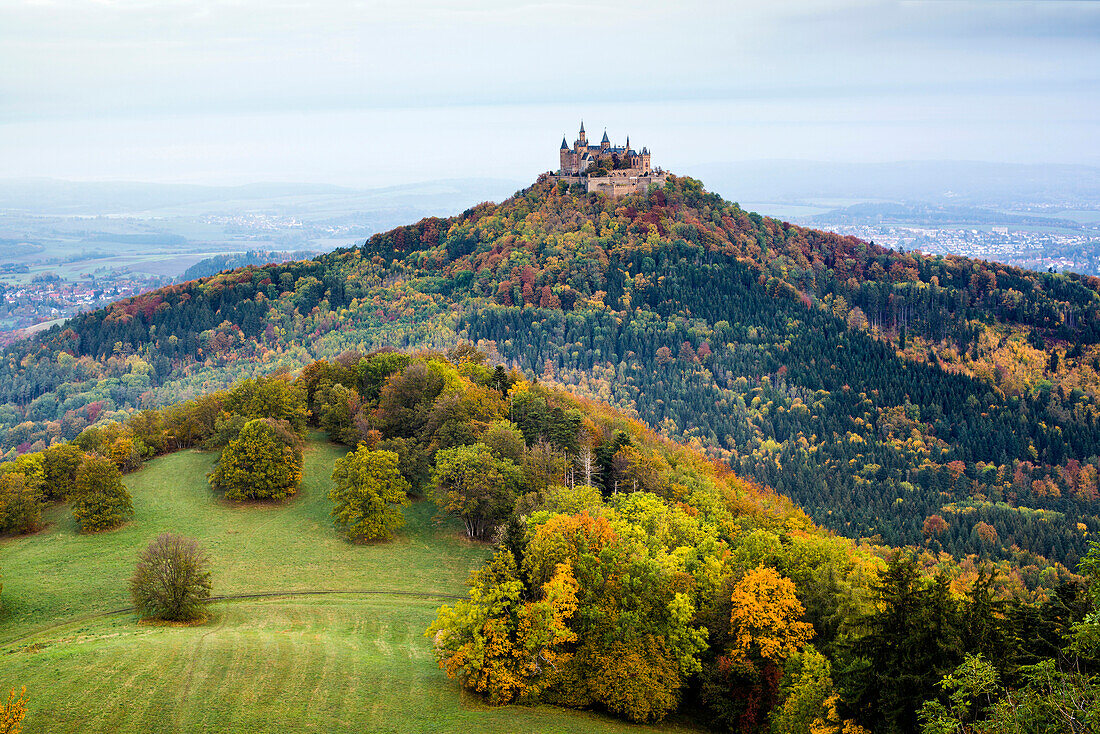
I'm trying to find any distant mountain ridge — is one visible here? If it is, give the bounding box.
[3,173,1100,573]
[0,177,524,216]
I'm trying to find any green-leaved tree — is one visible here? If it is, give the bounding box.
[329,447,410,541]
[430,443,521,540]
[209,418,302,500]
[71,454,133,532]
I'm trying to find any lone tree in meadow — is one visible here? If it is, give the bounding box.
[71,454,133,532]
[329,447,410,541]
[130,532,212,622]
[430,443,521,540]
[209,418,303,500]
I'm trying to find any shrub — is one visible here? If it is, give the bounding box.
[329,447,410,541]
[209,418,302,500]
[130,532,212,621]
[71,454,133,532]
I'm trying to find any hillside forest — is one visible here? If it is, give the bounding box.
[2,175,1100,575]
[2,348,1099,733]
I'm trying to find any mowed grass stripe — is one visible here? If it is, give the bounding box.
[8,596,692,733]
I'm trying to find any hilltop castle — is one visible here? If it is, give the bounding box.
[553,122,666,196]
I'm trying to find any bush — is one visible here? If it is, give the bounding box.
[209,418,302,500]
[71,454,133,532]
[329,447,410,541]
[130,532,212,621]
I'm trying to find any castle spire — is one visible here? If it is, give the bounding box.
[579,120,585,134]
[561,135,568,150]
[601,129,609,144]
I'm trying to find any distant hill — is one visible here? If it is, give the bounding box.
[3,174,1100,569]
[807,201,1081,229]
[0,177,524,217]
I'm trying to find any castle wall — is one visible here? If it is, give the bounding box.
[585,173,667,197]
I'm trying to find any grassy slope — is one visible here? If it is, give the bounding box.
[0,436,693,733]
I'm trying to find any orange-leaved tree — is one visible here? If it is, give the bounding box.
[730,566,814,667]
[426,550,579,705]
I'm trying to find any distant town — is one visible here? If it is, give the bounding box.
[814,223,1100,275]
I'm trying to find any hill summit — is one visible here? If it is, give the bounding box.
[3,174,1100,569]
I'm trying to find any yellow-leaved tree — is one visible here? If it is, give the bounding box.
[730,566,814,667]
[209,418,302,500]
[0,687,27,734]
[426,551,579,705]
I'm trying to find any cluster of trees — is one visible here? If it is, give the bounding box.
[1,177,1098,577]
[396,351,1100,732]
[297,347,581,541]
[0,442,132,534]
[0,373,316,551]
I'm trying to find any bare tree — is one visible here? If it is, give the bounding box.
[575,431,600,489]
[130,532,212,621]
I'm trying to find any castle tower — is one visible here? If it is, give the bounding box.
[575,121,586,151]
[559,135,571,174]
[601,130,610,151]
[641,147,651,173]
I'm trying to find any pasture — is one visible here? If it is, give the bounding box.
[0,437,692,732]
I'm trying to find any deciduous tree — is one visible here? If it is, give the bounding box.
[71,454,133,532]
[430,443,521,539]
[209,418,302,501]
[329,447,410,541]
[0,686,27,734]
[130,532,212,621]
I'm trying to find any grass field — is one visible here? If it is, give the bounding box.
[0,436,694,732]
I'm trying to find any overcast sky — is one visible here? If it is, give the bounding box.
[1,0,1097,186]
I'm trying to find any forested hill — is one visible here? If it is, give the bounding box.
[4,174,1100,568]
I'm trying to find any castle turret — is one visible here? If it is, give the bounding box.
[556,125,656,181]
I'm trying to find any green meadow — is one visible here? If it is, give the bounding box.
[0,437,692,733]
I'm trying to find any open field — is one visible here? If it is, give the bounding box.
[0,436,690,732]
